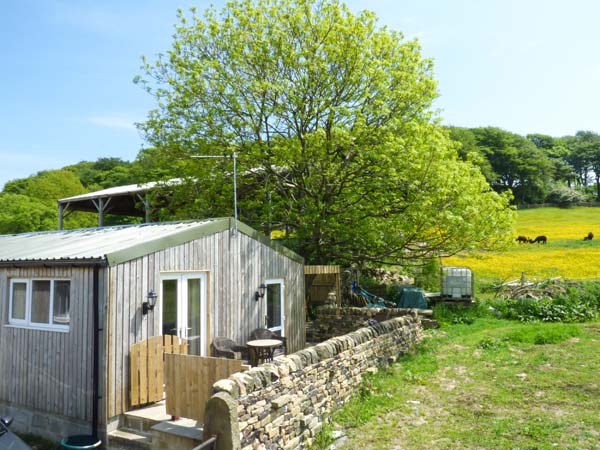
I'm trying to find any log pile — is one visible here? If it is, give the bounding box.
[495,277,572,300]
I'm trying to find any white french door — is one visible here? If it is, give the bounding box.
[160,272,208,356]
[264,279,285,336]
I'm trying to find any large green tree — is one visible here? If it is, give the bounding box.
[136,0,514,265]
[465,127,555,204]
[564,131,600,200]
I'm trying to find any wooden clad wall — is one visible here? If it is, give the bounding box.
[106,228,305,418]
[0,265,107,424]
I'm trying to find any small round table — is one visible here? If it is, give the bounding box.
[246,339,283,366]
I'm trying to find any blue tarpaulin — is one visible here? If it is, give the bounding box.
[397,286,428,309]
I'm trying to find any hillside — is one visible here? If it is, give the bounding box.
[444,206,600,281]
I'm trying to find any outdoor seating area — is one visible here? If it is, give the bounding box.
[210,337,249,361]
[249,328,287,354]
[210,328,288,367]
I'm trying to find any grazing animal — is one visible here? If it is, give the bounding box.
[584,232,594,241]
[529,235,547,244]
[516,235,529,244]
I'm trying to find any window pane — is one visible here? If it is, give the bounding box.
[162,279,178,336]
[187,278,202,356]
[31,280,51,324]
[53,281,70,325]
[11,282,27,321]
[266,283,281,329]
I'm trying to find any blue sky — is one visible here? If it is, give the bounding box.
[2,0,600,189]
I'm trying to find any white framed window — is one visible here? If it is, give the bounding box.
[8,278,71,331]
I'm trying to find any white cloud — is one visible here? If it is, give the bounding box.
[87,115,138,131]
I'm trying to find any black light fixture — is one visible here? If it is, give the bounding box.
[254,283,266,302]
[143,289,158,315]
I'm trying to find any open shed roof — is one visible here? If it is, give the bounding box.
[56,179,184,228]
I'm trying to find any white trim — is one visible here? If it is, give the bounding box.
[8,279,28,326]
[264,278,285,337]
[7,278,70,332]
[159,271,208,356]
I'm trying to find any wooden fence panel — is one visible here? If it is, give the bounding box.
[130,335,188,408]
[164,354,242,422]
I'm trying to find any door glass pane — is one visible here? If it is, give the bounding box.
[162,279,178,336]
[53,281,70,325]
[266,283,281,330]
[187,278,202,356]
[31,280,51,324]
[11,282,27,321]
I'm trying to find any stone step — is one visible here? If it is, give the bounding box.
[108,428,152,450]
[123,403,172,433]
[150,418,203,450]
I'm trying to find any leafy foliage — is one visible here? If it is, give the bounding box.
[136,0,514,265]
[0,193,57,233]
[493,283,600,323]
[545,185,585,207]
[450,127,555,204]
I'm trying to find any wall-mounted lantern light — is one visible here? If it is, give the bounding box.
[143,289,158,315]
[254,283,266,302]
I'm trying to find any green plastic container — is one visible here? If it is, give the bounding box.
[60,435,102,449]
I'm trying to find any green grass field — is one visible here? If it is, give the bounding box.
[323,319,600,450]
[444,206,600,282]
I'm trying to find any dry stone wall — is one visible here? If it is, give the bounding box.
[308,306,435,342]
[203,313,423,450]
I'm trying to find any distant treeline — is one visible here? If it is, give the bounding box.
[1,127,598,234]
[448,127,600,205]
[0,148,172,233]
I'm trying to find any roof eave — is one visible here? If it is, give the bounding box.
[0,257,108,268]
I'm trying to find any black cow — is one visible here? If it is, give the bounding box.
[529,235,547,244]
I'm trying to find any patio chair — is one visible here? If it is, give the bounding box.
[249,328,287,355]
[210,337,249,360]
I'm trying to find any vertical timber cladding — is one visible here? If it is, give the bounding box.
[106,226,304,418]
[0,265,106,422]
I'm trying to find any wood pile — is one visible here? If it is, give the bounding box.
[364,268,413,285]
[495,277,572,300]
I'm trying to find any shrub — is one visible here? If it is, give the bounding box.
[545,186,585,208]
[415,258,440,291]
[433,302,491,325]
[494,288,598,323]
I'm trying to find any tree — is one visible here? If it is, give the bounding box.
[136,0,514,265]
[65,158,136,190]
[0,193,57,233]
[527,134,577,188]
[567,131,600,201]
[0,170,97,232]
[468,127,554,204]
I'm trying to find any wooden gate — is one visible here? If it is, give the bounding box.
[130,335,188,408]
[165,354,242,422]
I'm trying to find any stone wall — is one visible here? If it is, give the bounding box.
[307,306,435,343]
[203,313,423,450]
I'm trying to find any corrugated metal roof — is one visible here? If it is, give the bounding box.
[0,219,224,266]
[58,179,184,203]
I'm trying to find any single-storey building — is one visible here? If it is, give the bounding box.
[0,218,304,441]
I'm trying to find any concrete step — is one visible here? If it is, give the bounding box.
[123,402,171,433]
[107,428,152,450]
[150,418,203,450]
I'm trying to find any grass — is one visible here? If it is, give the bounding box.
[19,433,61,450]
[444,206,600,281]
[317,319,600,450]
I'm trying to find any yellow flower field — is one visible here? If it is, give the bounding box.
[444,206,600,281]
